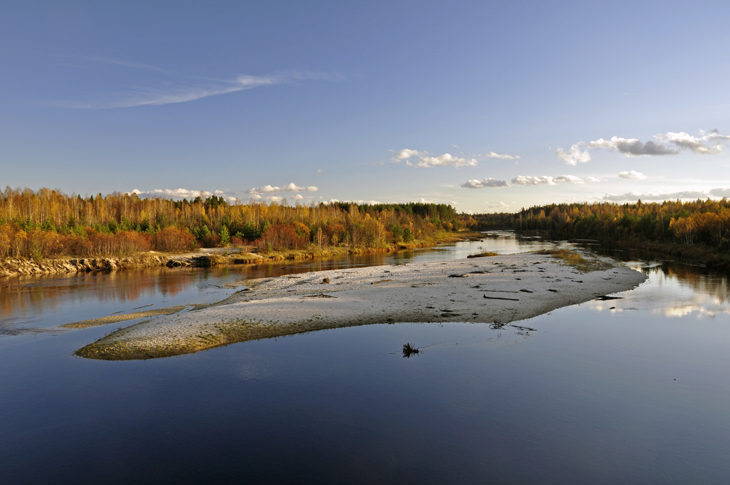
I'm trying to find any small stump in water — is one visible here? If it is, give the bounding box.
[402,343,419,358]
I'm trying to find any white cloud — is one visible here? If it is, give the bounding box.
[129,188,214,199]
[461,178,508,189]
[410,153,478,168]
[392,148,518,167]
[511,175,595,185]
[556,144,591,165]
[588,137,677,156]
[479,151,520,160]
[618,170,647,179]
[393,149,478,168]
[557,130,730,164]
[248,183,319,195]
[512,175,555,185]
[392,149,423,160]
[553,175,585,184]
[656,131,729,154]
[292,194,304,200]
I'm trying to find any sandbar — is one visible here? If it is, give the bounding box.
[75,253,647,360]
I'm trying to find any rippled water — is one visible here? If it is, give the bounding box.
[2,233,730,483]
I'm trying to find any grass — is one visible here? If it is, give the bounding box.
[467,247,499,258]
[535,248,613,272]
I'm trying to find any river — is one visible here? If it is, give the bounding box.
[2,232,729,483]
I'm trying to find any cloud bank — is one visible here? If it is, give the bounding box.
[130,188,213,199]
[462,174,598,188]
[129,188,240,203]
[557,130,730,164]
[603,187,730,202]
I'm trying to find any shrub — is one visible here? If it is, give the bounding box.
[153,227,195,252]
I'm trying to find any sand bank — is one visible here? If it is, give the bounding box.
[62,306,188,329]
[75,252,647,360]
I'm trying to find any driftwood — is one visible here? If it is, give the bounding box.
[483,295,519,301]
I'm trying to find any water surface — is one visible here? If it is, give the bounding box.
[2,233,729,483]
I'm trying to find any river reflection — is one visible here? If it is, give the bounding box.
[0,233,559,333]
[3,232,730,483]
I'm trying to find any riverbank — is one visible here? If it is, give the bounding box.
[0,231,481,278]
[74,251,647,360]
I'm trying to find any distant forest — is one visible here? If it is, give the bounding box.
[464,198,730,264]
[0,187,461,259]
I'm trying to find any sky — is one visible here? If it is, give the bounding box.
[2,0,730,213]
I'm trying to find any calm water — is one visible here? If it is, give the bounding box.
[2,233,730,483]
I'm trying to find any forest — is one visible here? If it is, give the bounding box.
[0,187,461,259]
[465,198,730,265]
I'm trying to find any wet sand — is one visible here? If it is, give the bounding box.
[75,253,647,360]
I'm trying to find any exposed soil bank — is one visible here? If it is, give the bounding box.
[0,232,482,278]
[75,252,647,360]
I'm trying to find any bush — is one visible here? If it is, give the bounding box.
[256,224,308,252]
[153,227,195,252]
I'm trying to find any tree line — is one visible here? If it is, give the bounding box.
[466,198,730,254]
[0,187,461,259]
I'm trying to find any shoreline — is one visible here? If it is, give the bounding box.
[0,232,480,278]
[74,252,647,360]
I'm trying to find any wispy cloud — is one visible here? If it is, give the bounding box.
[478,151,520,160]
[67,75,279,109]
[618,170,647,180]
[63,69,341,109]
[557,130,730,165]
[84,56,167,73]
[247,182,318,195]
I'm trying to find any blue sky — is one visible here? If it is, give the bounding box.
[2,1,730,212]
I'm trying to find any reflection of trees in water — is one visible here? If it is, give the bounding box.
[645,264,730,303]
[0,269,195,318]
[0,254,400,319]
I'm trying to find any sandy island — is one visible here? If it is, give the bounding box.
[74,252,647,360]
